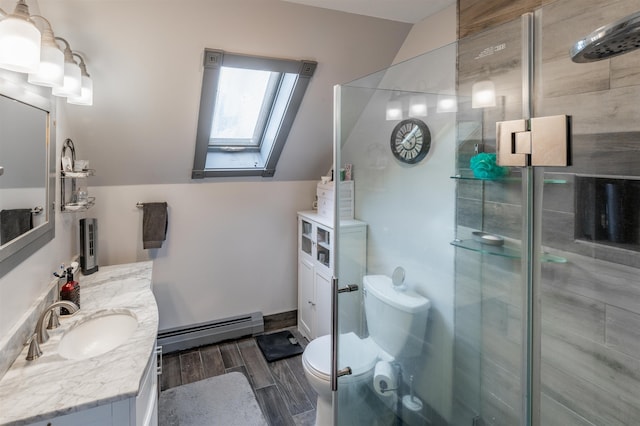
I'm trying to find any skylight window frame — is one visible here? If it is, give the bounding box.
[192,49,317,178]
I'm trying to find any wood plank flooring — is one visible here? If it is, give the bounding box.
[160,327,317,426]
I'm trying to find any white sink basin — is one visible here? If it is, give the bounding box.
[58,311,138,360]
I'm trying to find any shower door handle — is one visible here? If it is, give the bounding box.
[331,277,339,391]
[331,278,360,391]
[337,367,352,377]
[338,284,358,293]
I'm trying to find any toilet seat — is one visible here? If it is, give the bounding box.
[302,332,378,381]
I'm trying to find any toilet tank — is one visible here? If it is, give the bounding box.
[363,275,430,358]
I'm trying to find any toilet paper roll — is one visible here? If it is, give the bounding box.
[373,361,397,396]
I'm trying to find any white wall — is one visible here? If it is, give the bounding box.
[89,181,316,330]
[0,0,456,364]
[39,0,412,185]
[27,0,415,333]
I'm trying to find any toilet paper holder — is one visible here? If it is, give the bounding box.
[374,361,399,395]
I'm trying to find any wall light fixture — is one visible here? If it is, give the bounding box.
[67,53,92,105]
[27,15,63,88]
[52,37,81,97]
[0,2,93,105]
[0,0,40,73]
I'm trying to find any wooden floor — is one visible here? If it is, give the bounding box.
[160,327,317,426]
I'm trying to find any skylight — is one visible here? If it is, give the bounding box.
[192,49,317,178]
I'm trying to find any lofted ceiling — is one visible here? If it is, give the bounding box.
[281,0,455,23]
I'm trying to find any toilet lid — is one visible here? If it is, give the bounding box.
[303,333,378,379]
[304,335,332,380]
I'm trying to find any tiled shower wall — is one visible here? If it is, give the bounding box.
[454,0,640,425]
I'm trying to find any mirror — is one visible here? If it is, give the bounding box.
[0,70,56,278]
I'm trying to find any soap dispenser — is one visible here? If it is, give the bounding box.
[60,267,80,315]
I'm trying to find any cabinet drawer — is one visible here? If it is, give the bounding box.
[317,187,334,199]
[317,196,333,218]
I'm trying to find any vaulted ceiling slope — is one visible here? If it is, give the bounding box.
[37,0,413,184]
[281,0,456,23]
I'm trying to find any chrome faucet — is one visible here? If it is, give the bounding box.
[26,300,79,361]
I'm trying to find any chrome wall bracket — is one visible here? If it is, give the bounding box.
[497,115,572,167]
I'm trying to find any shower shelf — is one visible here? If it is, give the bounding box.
[450,239,567,263]
[451,172,567,184]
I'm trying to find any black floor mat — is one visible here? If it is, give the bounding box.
[255,331,304,362]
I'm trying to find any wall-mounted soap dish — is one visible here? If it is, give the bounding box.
[472,231,505,246]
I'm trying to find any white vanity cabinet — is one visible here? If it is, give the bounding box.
[28,346,159,426]
[28,346,158,426]
[297,211,366,341]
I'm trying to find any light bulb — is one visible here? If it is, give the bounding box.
[386,100,402,121]
[436,95,457,113]
[28,17,64,88]
[28,42,64,87]
[52,60,81,97]
[409,95,427,117]
[67,74,93,105]
[472,80,496,108]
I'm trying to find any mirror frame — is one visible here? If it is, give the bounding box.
[0,71,56,278]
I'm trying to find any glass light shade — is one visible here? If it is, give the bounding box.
[0,17,41,73]
[472,80,496,108]
[385,100,402,120]
[436,95,457,113]
[52,60,81,97]
[409,95,428,117]
[67,74,93,105]
[28,43,64,87]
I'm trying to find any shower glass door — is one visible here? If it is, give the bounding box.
[332,25,529,424]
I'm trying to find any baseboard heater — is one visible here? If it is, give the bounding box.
[157,312,264,353]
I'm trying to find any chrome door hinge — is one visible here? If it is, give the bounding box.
[496,115,571,167]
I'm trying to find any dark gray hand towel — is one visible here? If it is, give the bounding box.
[143,202,168,249]
[0,209,33,245]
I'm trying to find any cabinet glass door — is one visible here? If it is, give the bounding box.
[300,219,312,256]
[316,226,330,268]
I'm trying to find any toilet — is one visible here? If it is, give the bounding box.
[301,274,431,425]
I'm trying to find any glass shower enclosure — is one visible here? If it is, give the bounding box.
[332,2,640,425]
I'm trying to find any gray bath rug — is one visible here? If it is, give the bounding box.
[159,372,267,426]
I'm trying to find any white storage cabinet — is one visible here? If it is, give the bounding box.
[297,211,366,341]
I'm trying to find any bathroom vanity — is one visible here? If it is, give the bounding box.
[0,261,159,426]
[297,211,366,341]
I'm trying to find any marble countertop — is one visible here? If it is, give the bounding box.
[0,261,158,426]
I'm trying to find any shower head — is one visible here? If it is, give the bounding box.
[571,10,640,63]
